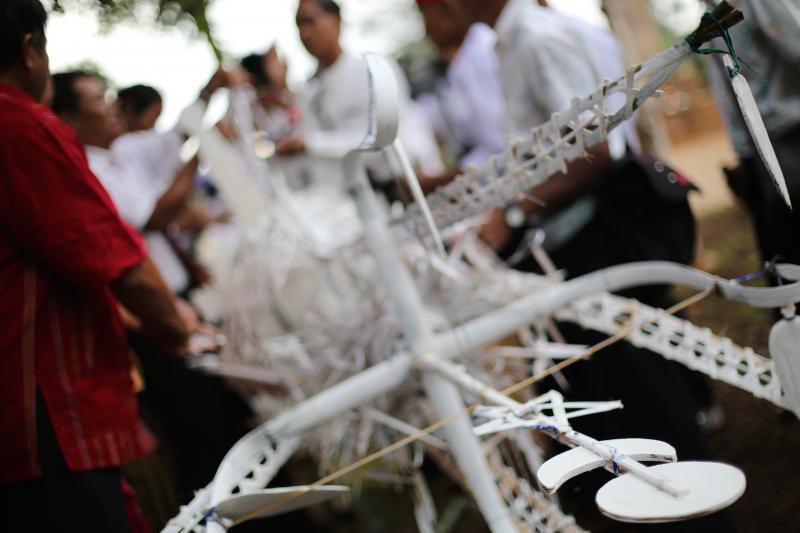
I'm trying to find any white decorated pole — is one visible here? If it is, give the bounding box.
[723,54,792,210]
[435,262,800,359]
[178,102,268,228]
[344,54,518,533]
[399,1,792,236]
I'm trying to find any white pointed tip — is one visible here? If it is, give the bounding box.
[775,178,793,211]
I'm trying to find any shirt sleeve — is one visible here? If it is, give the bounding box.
[520,33,599,120]
[0,120,147,289]
[90,155,159,230]
[749,0,800,64]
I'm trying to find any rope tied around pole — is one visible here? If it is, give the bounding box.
[686,11,743,77]
[201,507,219,525]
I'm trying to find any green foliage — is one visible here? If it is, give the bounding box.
[48,0,222,60]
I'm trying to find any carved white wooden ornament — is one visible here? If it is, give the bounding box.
[162,5,800,532]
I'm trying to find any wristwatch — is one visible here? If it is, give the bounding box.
[504,204,527,229]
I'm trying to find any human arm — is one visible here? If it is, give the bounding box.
[132,70,232,231]
[111,259,190,354]
[143,156,199,231]
[478,143,611,249]
[280,59,372,159]
[480,31,612,249]
[0,117,189,352]
[199,67,231,103]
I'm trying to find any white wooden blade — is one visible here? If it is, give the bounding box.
[596,461,745,523]
[724,55,792,210]
[214,485,349,522]
[537,438,676,494]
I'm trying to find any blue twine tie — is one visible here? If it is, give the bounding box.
[202,507,219,525]
[734,270,765,284]
[610,449,626,476]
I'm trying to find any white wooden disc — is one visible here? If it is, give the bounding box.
[596,462,745,523]
[537,438,676,494]
[215,485,349,521]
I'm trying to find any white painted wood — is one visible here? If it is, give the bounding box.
[167,20,800,530]
[724,55,792,210]
[360,54,399,151]
[769,317,800,419]
[537,438,677,494]
[214,485,349,521]
[178,102,268,228]
[596,462,745,523]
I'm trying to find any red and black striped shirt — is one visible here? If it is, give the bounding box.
[0,83,154,484]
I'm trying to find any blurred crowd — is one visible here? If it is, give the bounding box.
[1,0,798,532]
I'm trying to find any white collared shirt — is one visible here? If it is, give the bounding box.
[87,134,190,294]
[418,23,509,170]
[494,0,636,158]
[278,50,443,191]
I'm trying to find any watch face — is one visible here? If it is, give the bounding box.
[505,206,526,228]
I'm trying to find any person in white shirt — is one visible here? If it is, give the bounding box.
[237,48,299,144]
[276,0,444,192]
[51,71,223,295]
[415,0,508,194]
[52,69,255,501]
[456,0,638,255]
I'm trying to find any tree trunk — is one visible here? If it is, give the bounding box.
[602,0,672,157]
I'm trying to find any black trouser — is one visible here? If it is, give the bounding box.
[129,334,253,502]
[727,128,800,272]
[0,392,132,533]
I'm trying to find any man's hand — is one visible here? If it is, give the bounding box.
[417,170,459,194]
[265,45,288,91]
[175,204,215,233]
[174,298,200,335]
[112,259,190,356]
[276,136,306,156]
[228,66,252,87]
[479,208,513,251]
[118,304,142,331]
[200,67,231,101]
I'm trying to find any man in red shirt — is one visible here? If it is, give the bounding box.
[0,1,191,531]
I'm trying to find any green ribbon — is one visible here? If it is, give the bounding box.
[686,11,743,77]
